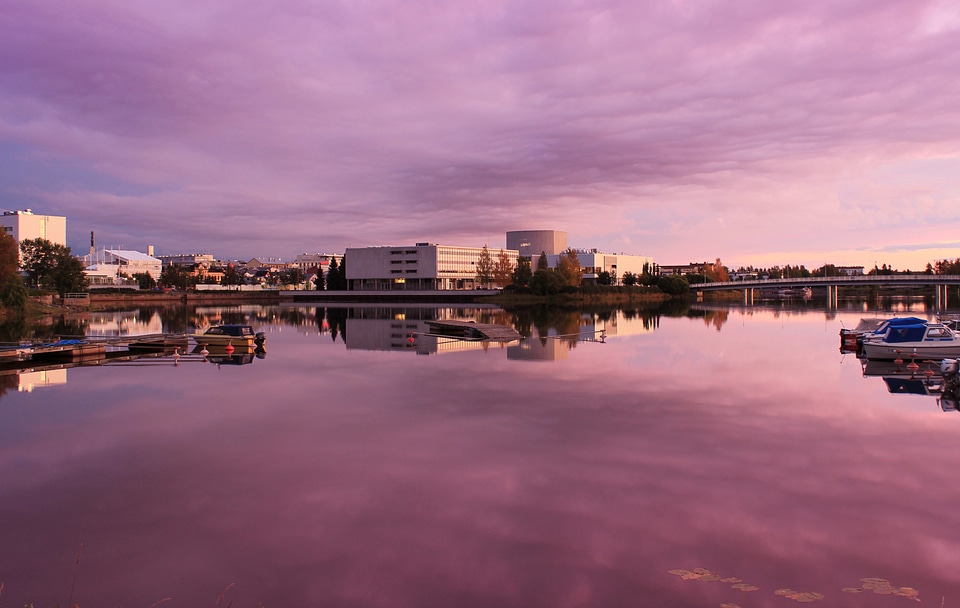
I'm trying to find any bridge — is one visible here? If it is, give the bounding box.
[691,274,960,308]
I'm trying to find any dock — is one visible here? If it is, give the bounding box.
[424,320,522,342]
[0,334,189,369]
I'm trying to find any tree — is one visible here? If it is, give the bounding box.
[0,274,27,309]
[621,271,637,286]
[657,275,690,295]
[537,251,549,271]
[221,263,242,286]
[314,267,325,290]
[596,270,613,286]
[512,256,532,287]
[0,228,18,280]
[19,238,88,296]
[475,245,493,288]
[281,267,305,287]
[0,230,26,310]
[703,258,730,282]
[49,254,88,296]
[530,268,564,295]
[554,248,582,287]
[131,272,157,290]
[160,264,191,290]
[492,249,513,288]
[327,256,347,290]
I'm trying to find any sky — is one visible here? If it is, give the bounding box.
[2,0,960,270]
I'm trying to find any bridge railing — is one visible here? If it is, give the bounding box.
[692,275,960,290]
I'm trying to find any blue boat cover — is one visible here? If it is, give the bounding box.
[884,325,928,343]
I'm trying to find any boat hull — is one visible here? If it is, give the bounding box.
[861,341,960,360]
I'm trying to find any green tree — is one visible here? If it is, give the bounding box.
[160,264,191,290]
[281,267,305,287]
[511,256,532,287]
[621,271,637,286]
[657,275,690,296]
[537,251,549,271]
[326,258,340,290]
[475,245,493,288]
[49,254,89,296]
[314,266,325,290]
[596,270,613,286]
[530,268,564,295]
[0,229,26,310]
[0,274,27,309]
[0,228,18,280]
[327,256,348,290]
[131,272,157,290]
[19,238,88,295]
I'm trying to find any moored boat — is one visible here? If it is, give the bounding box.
[190,324,266,347]
[860,322,960,360]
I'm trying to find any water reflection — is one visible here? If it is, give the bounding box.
[6,303,960,605]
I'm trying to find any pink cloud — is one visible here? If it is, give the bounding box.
[1,0,959,265]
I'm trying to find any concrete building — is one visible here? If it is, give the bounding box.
[346,243,519,290]
[543,250,655,284]
[1,209,67,253]
[506,230,567,258]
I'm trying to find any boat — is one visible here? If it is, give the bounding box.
[190,324,266,347]
[860,321,960,360]
[854,317,928,346]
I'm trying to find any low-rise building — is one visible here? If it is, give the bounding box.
[86,249,162,284]
[346,243,519,290]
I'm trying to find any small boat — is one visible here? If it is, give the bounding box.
[861,322,960,360]
[856,317,927,345]
[190,324,266,347]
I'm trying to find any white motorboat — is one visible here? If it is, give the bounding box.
[860,322,960,360]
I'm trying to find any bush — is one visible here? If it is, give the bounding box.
[0,274,28,310]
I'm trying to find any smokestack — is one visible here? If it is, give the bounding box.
[90,231,95,256]
[147,245,154,256]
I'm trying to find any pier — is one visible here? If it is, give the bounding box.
[0,334,190,369]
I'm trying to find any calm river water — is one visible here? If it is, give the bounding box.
[2,301,960,607]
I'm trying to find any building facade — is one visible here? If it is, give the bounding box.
[506,230,567,258]
[2,209,67,247]
[545,251,655,284]
[346,243,519,290]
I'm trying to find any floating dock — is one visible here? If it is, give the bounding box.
[0,334,189,368]
[424,320,522,342]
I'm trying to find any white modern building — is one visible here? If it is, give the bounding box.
[544,250,655,284]
[85,249,162,283]
[1,209,67,257]
[346,243,519,290]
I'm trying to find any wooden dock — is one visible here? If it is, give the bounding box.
[424,320,522,342]
[0,334,189,368]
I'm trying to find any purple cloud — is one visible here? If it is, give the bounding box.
[2,0,959,267]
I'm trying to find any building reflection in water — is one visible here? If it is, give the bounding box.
[340,306,654,361]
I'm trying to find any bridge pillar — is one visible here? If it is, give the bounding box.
[937,285,948,310]
[827,285,838,309]
[742,288,754,306]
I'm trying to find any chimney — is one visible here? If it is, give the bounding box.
[147,245,155,256]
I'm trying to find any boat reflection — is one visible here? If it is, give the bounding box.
[860,358,960,412]
[191,343,265,366]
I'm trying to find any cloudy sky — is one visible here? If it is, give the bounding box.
[2,0,960,269]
